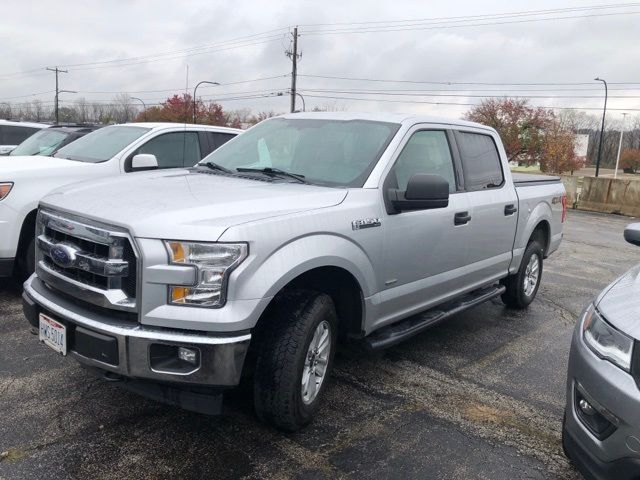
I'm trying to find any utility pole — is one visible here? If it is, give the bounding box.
[286,27,301,113]
[614,113,628,179]
[46,66,68,124]
[594,77,608,178]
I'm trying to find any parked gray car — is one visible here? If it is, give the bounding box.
[22,112,566,430]
[563,223,640,479]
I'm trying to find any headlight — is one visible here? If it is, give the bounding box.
[165,241,248,308]
[0,182,13,200]
[583,303,634,372]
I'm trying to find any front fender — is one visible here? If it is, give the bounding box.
[230,233,376,302]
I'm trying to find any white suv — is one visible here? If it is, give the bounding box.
[0,122,241,278]
[0,120,49,155]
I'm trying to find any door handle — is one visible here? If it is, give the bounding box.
[504,204,518,215]
[454,211,471,225]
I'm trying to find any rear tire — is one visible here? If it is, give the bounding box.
[253,290,338,431]
[501,240,543,309]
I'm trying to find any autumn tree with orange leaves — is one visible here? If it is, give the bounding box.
[620,149,640,173]
[135,93,242,128]
[465,98,583,174]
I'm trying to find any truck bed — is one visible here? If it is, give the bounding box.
[512,172,561,187]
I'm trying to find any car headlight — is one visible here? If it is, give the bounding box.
[0,182,13,200]
[582,303,634,372]
[165,241,248,308]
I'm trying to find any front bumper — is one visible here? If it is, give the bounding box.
[564,313,640,479]
[23,274,251,391]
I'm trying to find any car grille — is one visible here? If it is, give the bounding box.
[35,209,139,313]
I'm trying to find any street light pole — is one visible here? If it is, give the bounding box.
[54,90,77,124]
[594,77,608,178]
[131,97,147,121]
[193,80,219,124]
[614,112,628,179]
[295,92,306,111]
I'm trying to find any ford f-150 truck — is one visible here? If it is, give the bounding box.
[0,122,241,279]
[22,112,566,431]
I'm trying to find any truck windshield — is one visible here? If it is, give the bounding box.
[10,129,68,156]
[199,118,400,187]
[54,125,150,163]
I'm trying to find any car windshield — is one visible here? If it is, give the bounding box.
[9,129,68,156]
[199,118,400,187]
[54,125,150,163]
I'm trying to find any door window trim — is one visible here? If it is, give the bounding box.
[452,129,505,192]
[124,130,201,172]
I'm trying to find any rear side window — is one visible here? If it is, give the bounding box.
[455,131,504,191]
[207,132,236,150]
[2,125,41,145]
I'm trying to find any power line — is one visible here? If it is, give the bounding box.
[298,73,640,86]
[302,10,640,35]
[298,88,640,99]
[300,93,640,111]
[298,2,640,28]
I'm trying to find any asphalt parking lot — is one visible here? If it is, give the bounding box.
[1,209,637,480]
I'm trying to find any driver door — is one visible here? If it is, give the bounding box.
[376,126,472,329]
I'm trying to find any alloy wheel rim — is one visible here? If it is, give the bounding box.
[301,320,331,405]
[523,254,540,297]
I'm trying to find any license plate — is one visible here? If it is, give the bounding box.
[39,313,67,355]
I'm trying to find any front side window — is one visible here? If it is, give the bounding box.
[456,131,504,191]
[200,118,400,187]
[389,130,456,193]
[54,125,150,163]
[133,131,201,168]
[10,129,68,156]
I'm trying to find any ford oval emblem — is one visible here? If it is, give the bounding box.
[49,244,77,268]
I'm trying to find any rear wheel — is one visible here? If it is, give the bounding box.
[253,290,338,431]
[501,241,543,309]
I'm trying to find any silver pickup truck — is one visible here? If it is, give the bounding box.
[22,112,566,430]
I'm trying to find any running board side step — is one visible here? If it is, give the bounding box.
[364,284,506,351]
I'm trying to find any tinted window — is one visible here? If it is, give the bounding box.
[134,131,200,168]
[456,131,504,190]
[55,125,150,163]
[2,126,41,145]
[201,118,400,187]
[10,129,68,156]
[390,130,456,193]
[207,132,236,150]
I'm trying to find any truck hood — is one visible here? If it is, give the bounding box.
[0,155,90,177]
[596,263,640,339]
[41,169,348,241]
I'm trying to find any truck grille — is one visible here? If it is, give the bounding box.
[35,209,139,312]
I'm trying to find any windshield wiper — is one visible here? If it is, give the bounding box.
[236,167,308,184]
[199,161,234,174]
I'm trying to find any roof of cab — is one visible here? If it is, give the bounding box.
[278,111,493,132]
[122,122,243,133]
[0,119,50,129]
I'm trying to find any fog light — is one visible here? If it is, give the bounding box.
[579,398,596,416]
[178,347,198,365]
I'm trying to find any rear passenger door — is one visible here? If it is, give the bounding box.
[453,129,518,284]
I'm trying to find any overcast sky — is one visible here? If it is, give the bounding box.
[1,0,639,120]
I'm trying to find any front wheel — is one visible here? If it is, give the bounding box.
[253,290,338,431]
[501,241,543,309]
[16,238,35,281]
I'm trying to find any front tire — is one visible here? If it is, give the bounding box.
[16,238,35,281]
[253,290,338,431]
[501,241,543,309]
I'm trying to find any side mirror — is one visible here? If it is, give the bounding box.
[131,154,158,171]
[388,174,450,213]
[624,223,640,246]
